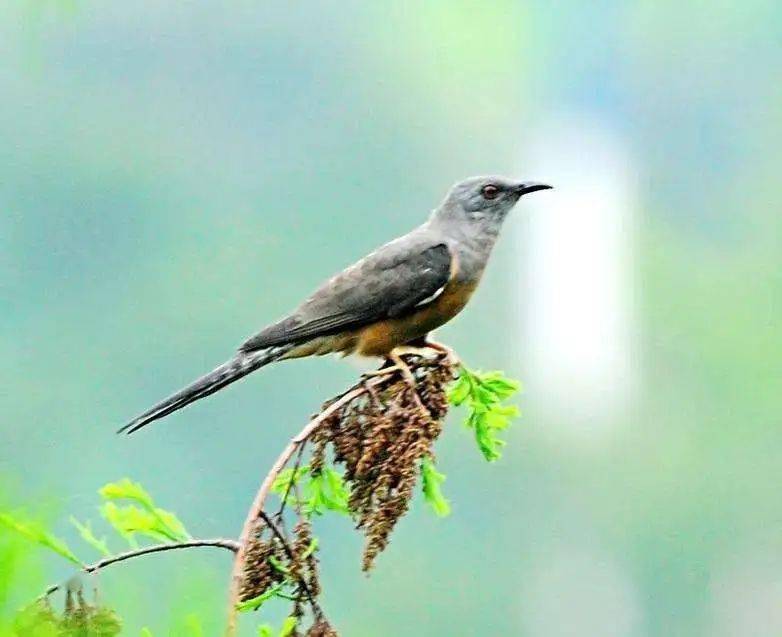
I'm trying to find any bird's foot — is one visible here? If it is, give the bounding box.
[362,348,435,417]
[362,350,417,388]
[422,339,460,367]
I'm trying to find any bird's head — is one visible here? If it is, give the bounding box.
[436,176,552,227]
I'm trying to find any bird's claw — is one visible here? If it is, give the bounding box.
[363,351,417,388]
[423,340,460,367]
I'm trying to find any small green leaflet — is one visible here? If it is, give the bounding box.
[447,373,472,406]
[99,478,156,509]
[268,554,290,575]
[70,516,111,557]
[258,616,298,637]
[272,465,350,517]
[301,536,319,558]
[421,457,451,517]
[448,366,521,462]
[235,583,287,613]
[99,478,190,544]
[184,614,204,637]
[305,467,350,516]
[271,466,311,498]
[0,512,82,566]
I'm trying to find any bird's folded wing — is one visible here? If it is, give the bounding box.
[241,240,453,351]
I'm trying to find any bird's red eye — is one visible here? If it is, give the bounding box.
[481,184,500,200]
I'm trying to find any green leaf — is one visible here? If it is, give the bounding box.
[302,467,350,517]
[480,372,521,399]
[271,466,311,499]
[99,479,155,510]
[99,479,189,544]
[279,616,298,637]
[421,457,451,517]
[268,554,290,575]
[472,411,498,461]
[490,404,521,418]
[0,512,82,566]
[150,508,189,542]
[320,467,351,514]
[184,614,204,636]
[70,517,111,557]
[140,629,155,637]
[446,373,471,406]
[235,583,286,613]
[449,365,521,462]
[301,536,319,559]
[258,617,298,637]
[273,465,349,517]
[100,503,182,545]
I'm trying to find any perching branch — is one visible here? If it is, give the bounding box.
[41,538,239,598]
[226,378,378,635]
[12,352,518,637]
[224,355,464,635]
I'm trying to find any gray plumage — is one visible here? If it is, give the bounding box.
[119,176,551,435]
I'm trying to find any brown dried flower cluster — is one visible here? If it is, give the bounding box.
[291,517,320,597]
[305,619,339,637]
[238,519,288,602]
[232,353,457,636]
[240,515,322,606]
[311,354,456,570]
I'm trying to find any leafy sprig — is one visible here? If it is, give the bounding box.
[235,582,290,613]
[0,513,82,566]
[448,366,521,461]
[2,358,523,635]
[1,479,200,635]
[272,466,350,517]
[69,517,111,557]
[258,616,298,637]
[99,478,190,546]
[420,457,451,517]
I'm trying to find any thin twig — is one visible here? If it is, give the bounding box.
[41,538,239,598]
[225,377,388,635]
[274,442,307,521]
[257,510,324,619]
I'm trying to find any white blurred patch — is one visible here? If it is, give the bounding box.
[519,545,643,637]
[517,115,638,436]
[710,550,782,637]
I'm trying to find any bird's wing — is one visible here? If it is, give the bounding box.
[241,236,452,352]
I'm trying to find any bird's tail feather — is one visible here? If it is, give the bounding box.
[118,344,294,435]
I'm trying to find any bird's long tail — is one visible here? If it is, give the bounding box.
[118,344,295,435]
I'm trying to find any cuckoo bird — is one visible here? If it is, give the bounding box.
[120,176,551,434]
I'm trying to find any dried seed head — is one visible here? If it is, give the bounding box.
[239,353,456,631]
[239,520,287,602]
[292,518,320,597]
[306,618,338,637]
[312,354,455,571]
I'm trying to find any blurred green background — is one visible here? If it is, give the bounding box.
[2,1,781,635]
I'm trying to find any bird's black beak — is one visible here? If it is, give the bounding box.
[514,181,553,196]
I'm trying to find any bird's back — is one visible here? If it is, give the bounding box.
[240,224,446,352]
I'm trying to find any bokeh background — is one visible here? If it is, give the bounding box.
[2,1,782,635]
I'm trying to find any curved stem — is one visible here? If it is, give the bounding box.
[257,510,323,619]
[225,379,378,635]
[42,538,239,598]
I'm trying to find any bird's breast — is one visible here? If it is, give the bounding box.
[353,278,478,357]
